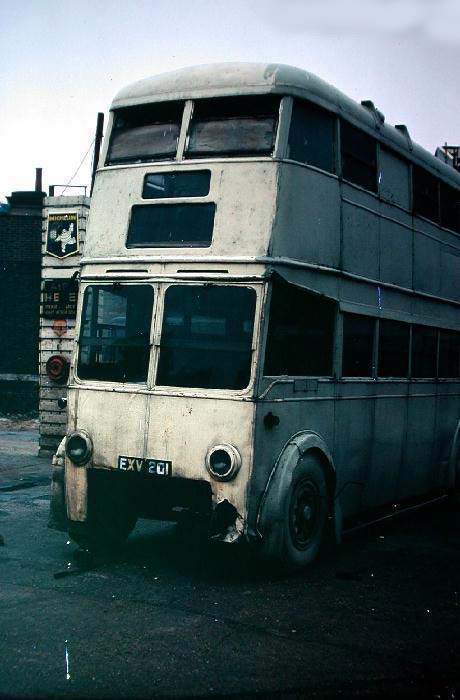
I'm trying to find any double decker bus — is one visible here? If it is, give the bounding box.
[57,63,460,569]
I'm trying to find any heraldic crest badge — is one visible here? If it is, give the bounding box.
[46,212,79,258]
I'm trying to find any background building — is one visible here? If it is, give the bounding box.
[0,189,43,414]
[39,194,89,454]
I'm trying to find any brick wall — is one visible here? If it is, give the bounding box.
[0,196,42,414]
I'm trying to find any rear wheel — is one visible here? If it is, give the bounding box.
[447,456,460,508]
[259,454,328,571]
[68,470,137,554]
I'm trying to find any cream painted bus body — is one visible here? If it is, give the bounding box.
[60,63,460,564]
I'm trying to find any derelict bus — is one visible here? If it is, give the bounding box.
[56,63,460,569]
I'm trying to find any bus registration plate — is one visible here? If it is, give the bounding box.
[117,456,172,476]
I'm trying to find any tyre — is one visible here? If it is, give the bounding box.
[259,454,329,571]
[447,457,460,509]
[68,470,137,553]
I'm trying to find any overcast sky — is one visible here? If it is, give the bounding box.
[1,0,459,201]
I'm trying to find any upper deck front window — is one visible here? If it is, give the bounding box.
[185,95,280,159]
[106,101,184,165]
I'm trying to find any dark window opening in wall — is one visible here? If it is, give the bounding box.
[106,102,184,165]
[186,95,280,158]
[378,319,409,377]
[127,203,215,247]
[143,170,210,199]
[157,285,256,390]
[288,99,335,173]
[342,314,375,377]
[439,330,460,378]
[264,279,335,376]
[341,121,377,192]
[413,166,439,223]
[411,324,437,378]
[440,183,460,233]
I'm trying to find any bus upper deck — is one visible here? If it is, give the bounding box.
[85,63,460,313]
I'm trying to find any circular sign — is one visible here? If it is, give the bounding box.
[52,319,68,337]
[46,355,70,383]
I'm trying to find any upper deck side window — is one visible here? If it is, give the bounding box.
[106,101,184,165]
[440,181,460,233]
[185,95,280,159]
[287,99,336,173]
[413,165,460,232]
[413,165,439,224]
[341,121,377,193]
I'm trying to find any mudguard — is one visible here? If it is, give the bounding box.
[256,430,343,544]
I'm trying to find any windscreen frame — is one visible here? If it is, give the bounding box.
[155,282,260,392]
[76,282,155,385]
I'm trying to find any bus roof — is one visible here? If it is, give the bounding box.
[111,62,460,187]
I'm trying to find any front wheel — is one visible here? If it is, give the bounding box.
[68,470,137,554]
[259,454,328,571]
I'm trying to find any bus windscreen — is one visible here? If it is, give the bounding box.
[157,285,256,390]
[77,285,153,383]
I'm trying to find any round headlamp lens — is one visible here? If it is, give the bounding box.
[66,432,92,465]
[209,449,232,478]
[206,444,241,481]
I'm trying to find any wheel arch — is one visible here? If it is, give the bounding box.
[256,430,340,542]
[448,418,460,489]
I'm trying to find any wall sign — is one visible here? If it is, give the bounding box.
[52,319,68,337]
[46,212,79,258]
[43,280,78,319]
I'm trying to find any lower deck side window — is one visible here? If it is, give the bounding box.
[378,320,409,378]
[411,325,437,378]
[264,279,335,376]
[341,312,459,380]
[439,330,460,378]
[342,314,375,377]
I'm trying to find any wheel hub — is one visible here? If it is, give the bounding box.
[289,478,320,550]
